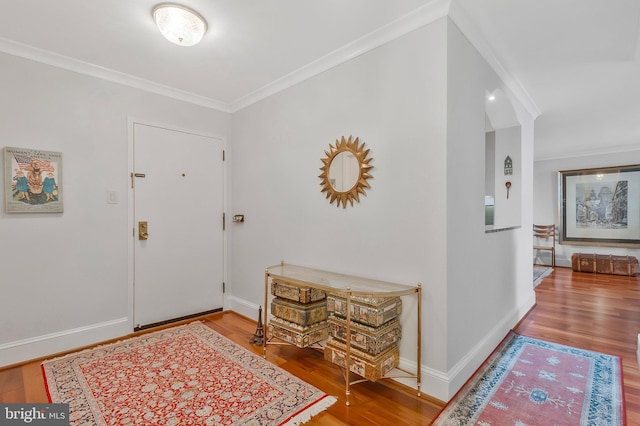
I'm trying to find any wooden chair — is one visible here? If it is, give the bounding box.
[533,224,556,267]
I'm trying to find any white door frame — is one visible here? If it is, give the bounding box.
[126,117,228,332]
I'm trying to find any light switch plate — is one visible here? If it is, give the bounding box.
[107,190,118,204]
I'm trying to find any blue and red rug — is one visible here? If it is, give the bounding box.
[533,265,553,287]
[432,331,624,425]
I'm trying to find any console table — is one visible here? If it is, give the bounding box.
[263,262,422,405]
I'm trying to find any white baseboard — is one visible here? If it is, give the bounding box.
[0,317,130,368]
[440,292,536,401]
[392,357,450,401]
[397,292,536,402]
[224,295,261,321]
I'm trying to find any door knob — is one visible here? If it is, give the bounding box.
[138,221,149,240]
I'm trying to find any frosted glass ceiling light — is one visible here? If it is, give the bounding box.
[153,4,207,46]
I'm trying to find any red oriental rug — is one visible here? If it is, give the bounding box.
[42,322,336,425]
[432,331,624,425]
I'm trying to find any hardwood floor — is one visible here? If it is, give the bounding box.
[1,267,639,424]
[516,266,640,425]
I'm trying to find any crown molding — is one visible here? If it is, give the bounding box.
[0,1,540,121]
[0,37,232,113]
[229,0,452,112]
[535,143,640,162]
[447,1,541,120]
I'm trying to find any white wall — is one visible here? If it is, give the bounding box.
[493,126,522,228]
[228,17,535,401]
[228,18,450,398]
[534,150,640,266]
[485,131,496,202]
[445,20,535,396]
[0,53,230,366]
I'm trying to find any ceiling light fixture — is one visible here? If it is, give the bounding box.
[152,4,207,47]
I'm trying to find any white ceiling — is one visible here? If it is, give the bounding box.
[0,0,638,160]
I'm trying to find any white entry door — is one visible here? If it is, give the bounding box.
[133,123,224,328]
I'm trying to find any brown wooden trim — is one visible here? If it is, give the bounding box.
[134,308,223,331]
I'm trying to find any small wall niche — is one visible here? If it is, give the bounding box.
[485,89,521,230]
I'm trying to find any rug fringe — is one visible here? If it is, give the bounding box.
[282,395,337,425]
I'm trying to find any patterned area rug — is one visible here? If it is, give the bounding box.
[533,265,553,287]
[42,322,336,425]
[432,331,624,425]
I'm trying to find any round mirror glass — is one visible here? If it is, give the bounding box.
[328,151,359,192]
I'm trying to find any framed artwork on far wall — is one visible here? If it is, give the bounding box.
[4,146,63,213]
[558,164,640,247]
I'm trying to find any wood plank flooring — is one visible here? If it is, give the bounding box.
[517,266,640,425]
[1,266,639,424]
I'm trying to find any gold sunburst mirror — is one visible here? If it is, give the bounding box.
[319,135,373,208]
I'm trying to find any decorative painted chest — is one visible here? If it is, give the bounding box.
[263,263,422,405]
[326,294,402,327]
[271,298,327,326]
[328,316,401,355]
[325,293,403,380]
[268,277,329,348]
[268,316,328,348]
[323,340,400,382]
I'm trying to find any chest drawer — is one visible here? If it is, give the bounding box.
[270,279,326,303]
[328,316,401,355]
[327,294,402,327]
[271,297,327,326]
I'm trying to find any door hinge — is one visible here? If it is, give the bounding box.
[222,150,225,161]
[223,212,226,231]
[222,282,226,293]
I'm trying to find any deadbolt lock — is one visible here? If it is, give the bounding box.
[138,221,149,240]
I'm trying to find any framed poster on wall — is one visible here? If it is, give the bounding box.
[4,146,63,213]
[559,164,640,247]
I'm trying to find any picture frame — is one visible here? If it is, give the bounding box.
[4,146,63,213]
[558,164,640,247]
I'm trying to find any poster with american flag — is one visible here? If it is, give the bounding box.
[4,146,63,213]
